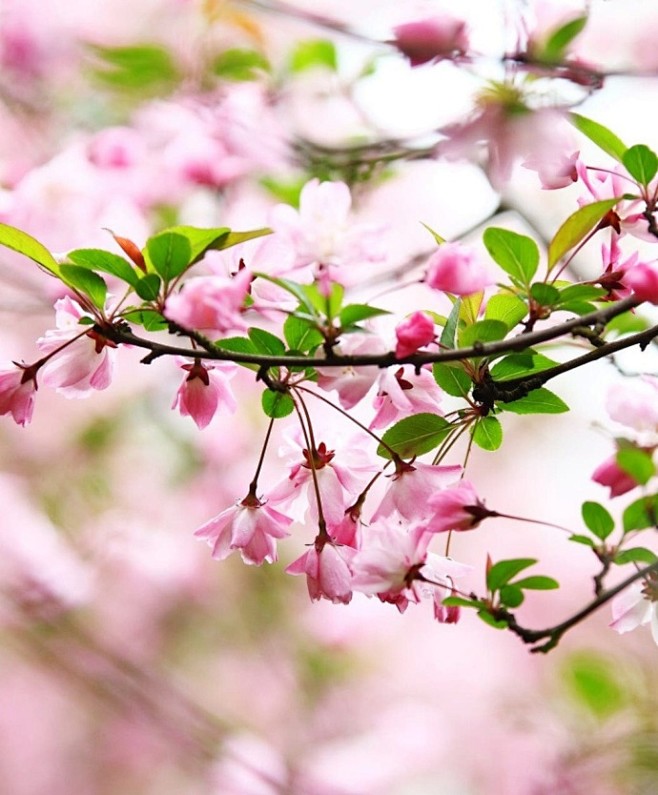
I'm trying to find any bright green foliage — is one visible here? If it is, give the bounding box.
[623,144,658,187]
[376,413,451,459]
[497,387,569,414]
[615,547,658,565]
[212,48,271,81]
[458,319,508,348]
[0,223,61,277]
[283,315,324,352]
[484,293,528,329]
[483,227,539,287]
[569,113,627,162]
[540,16,588,62]
[617,447,656,486]
[561,651,628,718]
[59,265,108,309]
[68,249,140,287]
[623,495,658,533]
[490,352,558,381]
[87,43,180,94]
[547,198,620,271]
[487,558,537,592]
[471,416,503,451]
[262,389,294,418]
[581,501,615,541]
[289,39,338,72]
[432,363,471,397]
[145,232,192,281]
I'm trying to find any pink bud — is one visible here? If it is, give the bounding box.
[592,455,637,498]
[395,311,435,358]
[626,260,658,304]
[0,365,38,426]
[425,242,494,296]
[392,16,469,66]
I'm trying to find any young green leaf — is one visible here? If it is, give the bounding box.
[262,389,294,418]
[212,48,270,81]
[283,315,324,352]
[622,494,658,533]
[289,39,337,72]
[477,610,509,630]
[215,336,260,370]
[616,447,655,486]
[614,547,658,565]
[376,413,451,459]
[483,227,540,286]
[248,328,286,356]
[145,232,191,281]
[484,293,528,329]
[530,282,560,306]
[420,222,447,245]
[68,248,140,287]
[540,16,588,62]
[569,113,627,162]
[458,319,508,348]
[88,43,180,93]
[487,558,537,592]
[489,352,558,381]
[59,265,108,309]
[432,363,471,397]
[513,575,559,590]
[622,144,658,186]
[547,198,620,271]
[123,309,168,331]
[581,501,614,541]
[471,416,503,451]
[134,273,162,302]
[440,299,461,349]
[498,387,569,414]
[499,584,525,608]
[0,223,61,277]
[339,303,389,327]
[569,534,596,548]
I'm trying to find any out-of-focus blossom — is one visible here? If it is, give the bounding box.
[592,454,638,498]
[195,493,292,566]
[422,554,473,624]
[164,268,252,337]
[391,15,469,67]
[0,364,38,426]
[172,358,237,429]
[316,333,386,410]
[626,259,658,304]
[425,480,493,533]
[395,311,435,358]
[371,461,462,522]
[606,376,658,436]
[37,296,117,397]
[610,576,658,645]
[370,366,443,429]
[286,538,356,604]
[523,148,579,189]
[424,241,494,296]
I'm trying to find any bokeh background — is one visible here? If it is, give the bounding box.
[1,1,658,793]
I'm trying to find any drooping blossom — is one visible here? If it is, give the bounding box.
[425,480,494,533]
[421,554,473,624]
[316,333,386,410]
[626,259,658,304]
[391,15,469,66]
[370,366,444,429]
[286,537,356,604]
[371,460,462,523]
[593,235,635,300]
[424,241,494,296]
[36,296,116,397]
[610,575,658,646]
[194,493,292,566]
[592,454,638,498]
[172,358,237,429]
[0,364,38,426]
[395,311,435,358]
[164,267,252,337]
[606,376,658,437]
[523,148,579,190]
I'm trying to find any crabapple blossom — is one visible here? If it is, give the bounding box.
[371,460,462,523]
[421,554,473,624]
[194,493,292,566]
[172,359,237,429]
[315,333,386,410]
[610,576,658,646]
[370,366,444,430]
[606,376,658,437]
[394,311,435,359]
[36,296,116,397]
[164,267,252,337]
[424,242,494,296]
[424,480,494,533]
[625,259,658,304]
[595,236,636,300]
[592,454,638,498]
[286,538,356,605]
[0,364,38,426]
[391,15,469,67]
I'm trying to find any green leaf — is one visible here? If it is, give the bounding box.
[487,558,537,592]
[459,291,483,326]
[484,293,528,329]
[0,223,61,276]
[513,575,559,590]
[432,363,471,397]
[166,226,271,265]
[606,311,649,334]
[458,319,508,348]
[471,416,503,451]
[477,610,509,630]
[541,16,588,62]
[283,315,323,352]
[556,283,607,304]
[442,596,487,610]
[420,222,446,245]
[260,176,304,207]
[289,39,337,73]
[498,387,569,414]
[616,447,655,486]
[615,547,658,565]
[67,248,139,287]
[570,534,595,547]
[377,413,451,459]
[212,48,270,81]
[622,494,658,533]
[145,232,191,281]
[248,328,286,356]
[123,309,167,331]
[134,273,161,302]
[562,651,627,718]
[558,300,598,316]
[622,144,658,186]
[490,352,558,381]
[581,501,614,541]
[530,282,560,306]
[262,389,294,418]
[254,274,318,317]
[569,113,627,162]
[547,198,620,271]
[59,265,108,308]
[303,282,344,320]
[339,303,389,327]
[440,299,460,349]
[214,336,260,371]
[483,227,539,286]
[88,43,180,93]
[499,584,525,608]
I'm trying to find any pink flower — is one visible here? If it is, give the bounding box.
[0,364,38,426]
[422,554,472,624]
[592,455,637,498]
[37,296,116,397]
[425,481,493,533]
[395,311,435,358]
[606,376,658,435]
[164,267,252,337]
[626,259,658,304]
[424,242,494,296]
[316,333,386,410]
[172,359,237,429]
[286,538,355,604]
[523,149,579,190]
[371,461,462,523]
[594,236,635,300]
[370,366,444,430]
[610,576,658,645]
[194,493,292,566]
[391,15,469,66]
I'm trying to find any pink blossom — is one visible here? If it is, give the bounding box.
[422,554,473,624]
[425,481,493,533]
[523,149,579,190]
[0,364,38,426]
[194,494,292,566]
[36,296,116,397]
[606,376,658,435]
[391,15,469,67]
[626,259,658,304]
[395,312,435,358]
[316,333,386,410]
[172,359,237,429]
[371,461,462,523]
[610,577,658,645]
[286,539,356,604]
[164,267,252,337]
[592,454,637,498]
[594,236,635,300]
[370,366,444,430]
[424,242,494,296]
